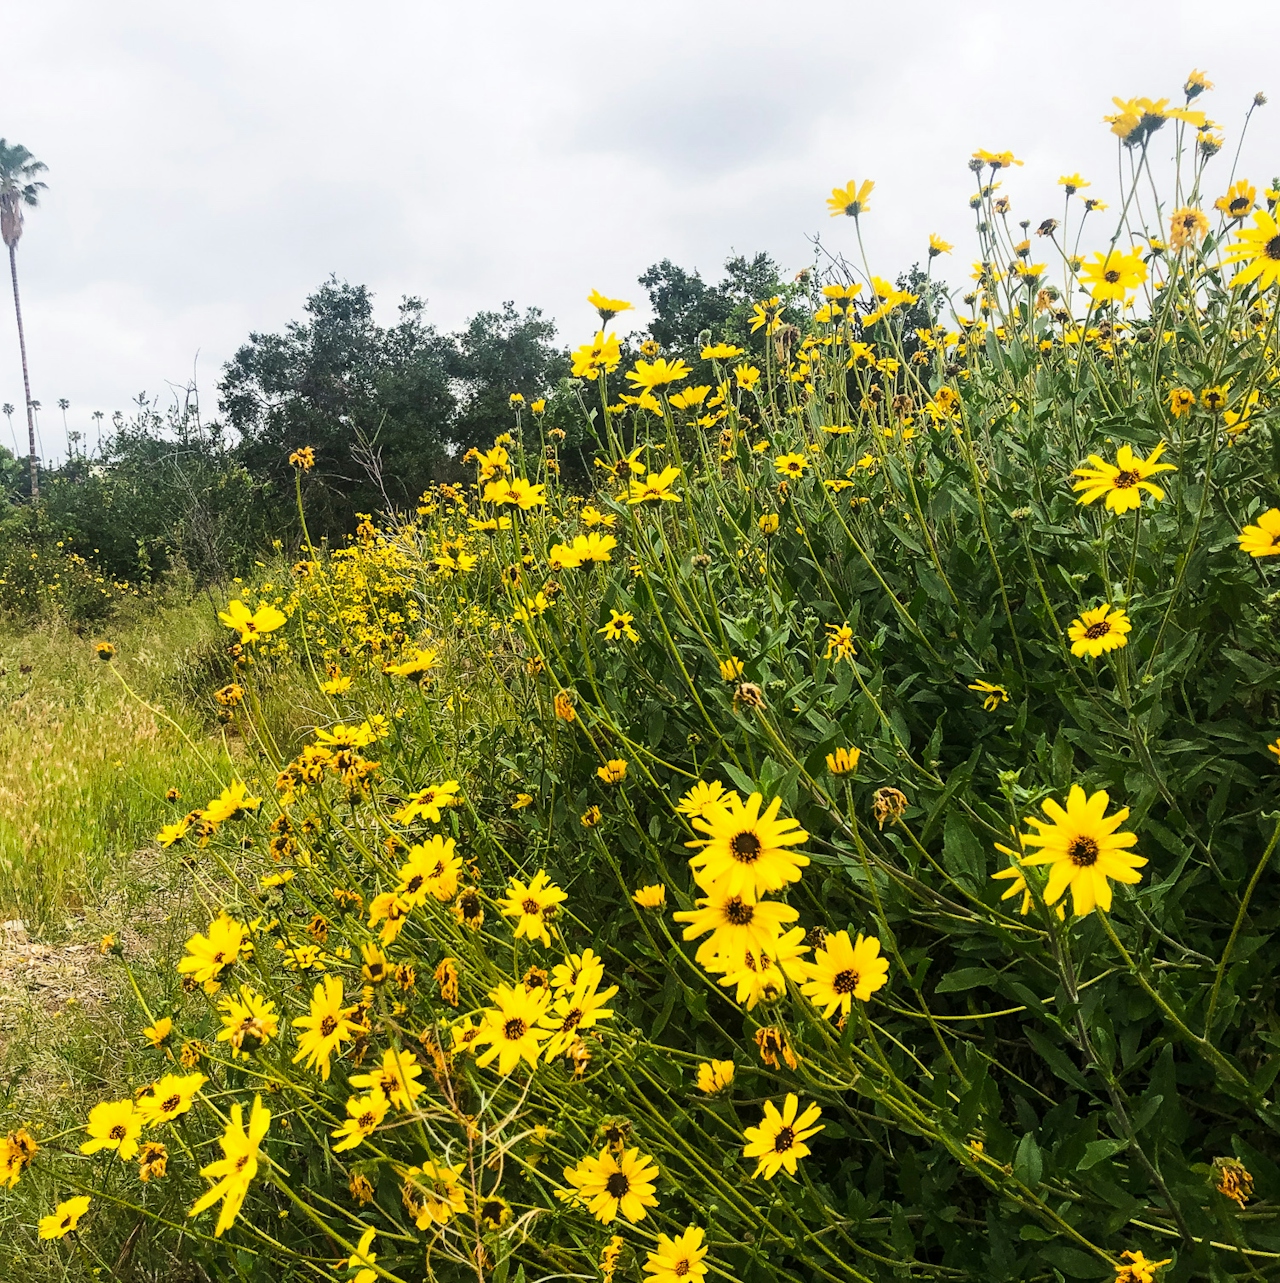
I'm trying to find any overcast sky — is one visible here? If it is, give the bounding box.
[3,0,1278,462]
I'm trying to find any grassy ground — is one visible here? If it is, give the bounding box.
[0,594,234,928]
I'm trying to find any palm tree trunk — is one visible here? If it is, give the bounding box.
[8,240,37,499]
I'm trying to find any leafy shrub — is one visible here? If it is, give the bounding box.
[9,78,1280,1283]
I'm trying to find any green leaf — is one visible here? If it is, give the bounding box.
[935,967,999,994]
[1077,1138,1127,1170]
[1014,1131,1043,1186]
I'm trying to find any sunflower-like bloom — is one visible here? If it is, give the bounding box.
[644,1226,709,1283]
[499,869,568,946]
[1072,442,1175,513]
[627,466,682,504]
[1169,206,1209,249]
[673,886,800,971]
[826,746,861,776]
[1239,508,1280,557]
[291,976,361,1080]
[39,1195,92,1239]
[676,779,737,819]
[827,179,874,217]
[203,779,261,826]
[395,835,462,905]
[217,599,286,643]
[571,330,623,380]
[81,1099,143,1160]
[1018,785,1147,916]
[715,926,810,1009]
[801,930,889,1017]
[392,780,460,824]
[627,358,691,390]
[1168,387,1195,418]
[588,290,633,324]
[1079,246,1148,302]
[743,1094,824,1179]
[402,1160,467,1228]
[539,975,618,1059]
[0,1127,37,1189]
[563,1146,660,1223]
[350,1046,427,1110]
[774,452,809,478]
[216,985,279,1058]
[632,883,666,908]
[136,1073,207,1127]
[474,982,551,1074]
[1068,605,1131,658]
[1115,1249,1173,1283]
[1216,181,1256,220]
[330,1087,389,1152]
[696,1060,735,1094]
[188,1095,271,1237]
[176,915,249,989]
[686,792,809,898]
[383,647,440,684]
[1223,209,1280,291]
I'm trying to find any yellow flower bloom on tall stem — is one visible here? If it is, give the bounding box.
[81,1099,143,1160]
[330,1087,389,1152]
[136,1073,207,1126]
[349,1046,426,1110]
[1072,442,1174,513]
[643,1226,709,1283]
[627,466,682,504]
[176,914,249,988]
[39,1195,91,1239]
[774,453,809,479]
[673,887,799,970]
[562,1146,660,1223]
[188,1095,271,1237]
[801,930,889,1017]
[1068,604,1131,658]
[696,1059,735,1094]
[1169,207,1209,249]
[587,290,633,324]
[1239,508,1280,557]
[1018,785,1147,916]
[827,179,873,217]
[687,792,809,897]
[742,1094,824,1179]
[402,1160,467,1228]
[499,869,568,946]
[1223,209,1280,290]
[291,976,360,1080]
[1078,247,1147,303]
[1215,181,1256,219]
[474,982,551,1074]
[627,358,691,390]
[217,599,286,643]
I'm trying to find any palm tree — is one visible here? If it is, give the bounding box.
[0,140,48,499]
[2,401,14,454]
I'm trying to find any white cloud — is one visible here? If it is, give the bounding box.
[2,0,1277,461]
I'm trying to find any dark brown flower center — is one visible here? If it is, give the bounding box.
[561,1008,583,1032]
[404,875,424,894]
[235,1155,249,1172]
[1266,235,1280,261]
[774,1125,796,1152]
[1113,469,1140,488]
[1068,836,1100,867]
[522,898,540,915]
[730,831,762,863]
[109,1124,127,1140]
[1103,269,1122,284]
[1084,621,1111,639]
[674,1262,691,1278]
[1230,197,1250,214]
[724,897,755,926]
[320,1015,338,1037]
[605,1171,631,1198]
[504,1018,527,1040]
[833,968,859,994]
[358,1111,376,1129]
[161,1095,180,1114]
